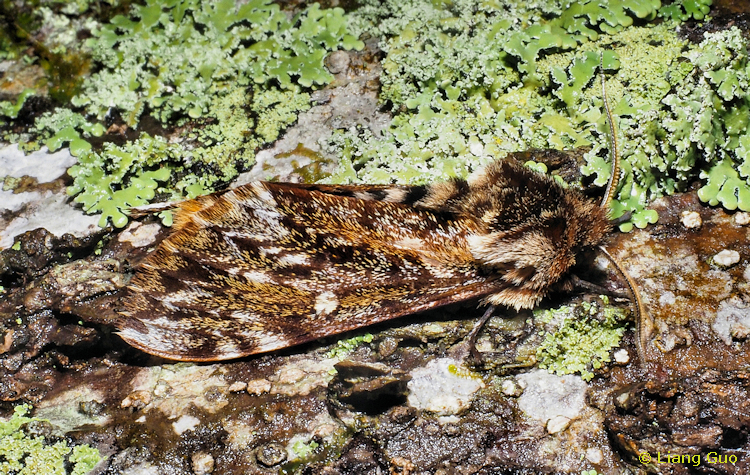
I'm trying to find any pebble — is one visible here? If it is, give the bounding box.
[191,452,215,474]
[734,212,750,225]
[501,378,525,397]
[714,249,740,267]
[325,50,350,74]
[586,448,604,464]
[228,381,247,392]
[680,211,702,229]
[546,415,571,434]
[613,348,630,364]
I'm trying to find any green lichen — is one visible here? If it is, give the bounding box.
[326,333,374,359]
[558,0,660,41]
[0,89,36,121]
[6,0,750,235]
[0,404,101,475]
[535,299,628,381]
[584,27,750,224]
[36,109,105,154]
[333,0,750,232]
[289,438,320,460]
[72,0,362,126]
[28,0,361,228]
[659,0,712,21]
[66,135,177,227]
[327,0,676,190]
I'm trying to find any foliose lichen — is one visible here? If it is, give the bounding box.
[327,0,675,192]
[71,0,360,126]
[0,404,101,475]
[0,89,36,123]
[65,134,178,228]
[326,0,750,232]
[535,298,628,381]
[20,0,362,227]
[4,0,745,235]
[575,25,750,230]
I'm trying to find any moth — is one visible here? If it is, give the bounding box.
[118,163,647,363]
[118,74,650,363]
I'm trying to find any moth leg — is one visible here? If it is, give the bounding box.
[448,305,497,363]
[611,210,633,226]
[468,305,497,361]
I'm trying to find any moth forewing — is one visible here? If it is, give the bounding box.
[119,182,495,361]
[117,160,615,361]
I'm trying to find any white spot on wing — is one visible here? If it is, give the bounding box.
[279,253,311,266]
[314,292,339,315]
[393,237,425,251]
[354,191,376,200]
[250,182,275,203]
[241,270,273,284]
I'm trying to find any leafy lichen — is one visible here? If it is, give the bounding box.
[0,89,36,122]
[66,135,178,227]
[659,0,712,21]
[19,0,362,228]
[72,0,361,126]
[5,0,750,234]
[36,109,105,154]
[330,0,750,232]
[0,404,101,475]
[584,26,750,227]
[326,0,675,190]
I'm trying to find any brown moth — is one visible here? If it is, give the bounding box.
[118,69,650,363]
[117,160,632,361]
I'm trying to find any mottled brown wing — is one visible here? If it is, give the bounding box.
[118,182,501,361]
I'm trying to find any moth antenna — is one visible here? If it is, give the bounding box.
[598,246,652,366]
[599,53,621,211]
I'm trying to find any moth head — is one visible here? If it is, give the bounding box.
[469,193,611,283]
[460,162,612,310]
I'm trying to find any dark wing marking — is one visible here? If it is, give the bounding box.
[118,182,501,361]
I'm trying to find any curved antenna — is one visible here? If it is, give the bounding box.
[599,54,621,210]
[598,246,652,365]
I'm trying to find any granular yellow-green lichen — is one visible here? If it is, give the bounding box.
[0,404,101,475]
[290,438,320,460]
[535,299,628,381]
